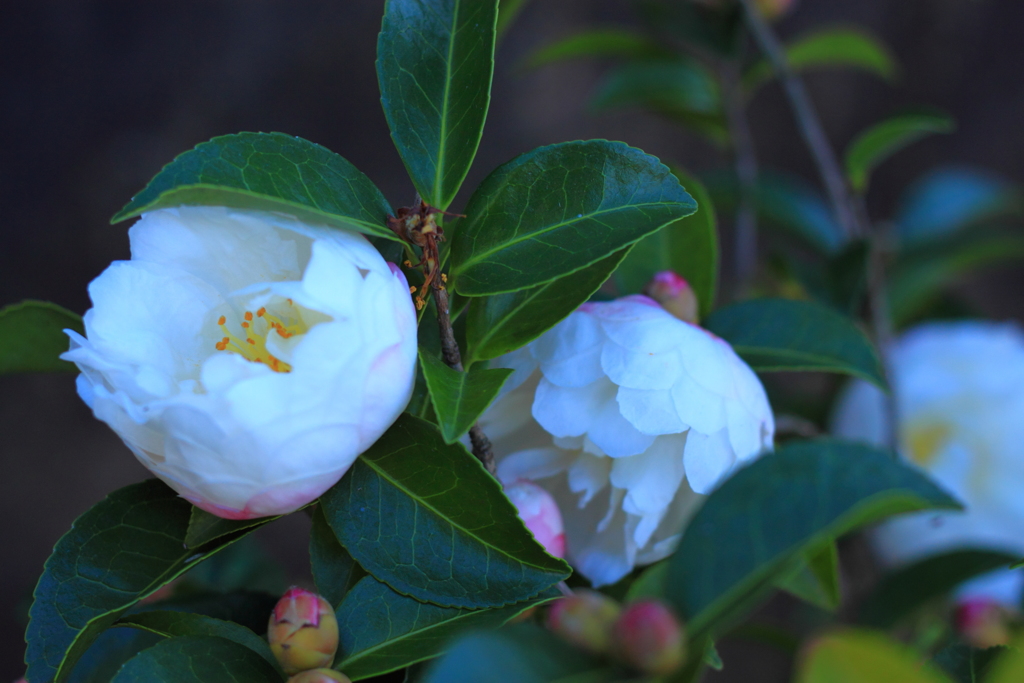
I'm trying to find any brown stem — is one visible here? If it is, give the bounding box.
[737,0,861,240]
[739,0,899,452]
[432,284,498,475]
[723,63,760,298]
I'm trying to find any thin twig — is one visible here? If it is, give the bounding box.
[432,283,498,475]
[722,63,760,298]
[737,0,861,240]
[739,0,900,452]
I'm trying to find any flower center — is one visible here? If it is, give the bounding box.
[904,420,952,466]
[213,301,304,373]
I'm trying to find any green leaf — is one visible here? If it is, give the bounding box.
[421,624,619,683]
[25,480,265,683]
[112,132,397,241]
[613,168,719,317]
[524,29,669,68]
[986,638,1024,683]
[176,536,286,596]
[320,414,570,609]
[377,0,498,209]
[775,541,841,611]
[0,300,82,374]
[464,249,627,364]
[65,629,162,683]
[704,298,886,387]
[184,507,277,549]
[796,630,953,683]
[635,1,743,58]
[896,167,1020,245]
[450,140,696,295]
[496,0,530,39]
[624,561,668,603]
[745,27,898,92]
[115,612,280,672]
[419,352,513,443]
[845,113,956,193]
[309,505,365,610]
[889,234,1024,328]
[933,644,1005,683]
[335,576,558,680]
[705,171,844,254]
[111,636,283,683]
[146,591,279,635]
[665,440,961,640]
[857,550,1017,628]
[592,60,727,143]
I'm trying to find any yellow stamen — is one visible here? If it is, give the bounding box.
[212,302,306,373]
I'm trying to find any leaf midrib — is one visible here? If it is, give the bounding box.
[363,449,566,573]
[457,198,683,273]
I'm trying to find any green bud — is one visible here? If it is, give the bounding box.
[546,589,622,654]
[268,587,340,675]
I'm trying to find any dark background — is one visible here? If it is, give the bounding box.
[2,1,1023,679]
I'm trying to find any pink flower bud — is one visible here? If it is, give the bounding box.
[612,600,687,675]
[505,480,566,558]
[268,587,339,675]
[955,598,1012,649]
[286,669,352,683]
[643,271,699,324]
[547,590,622,654]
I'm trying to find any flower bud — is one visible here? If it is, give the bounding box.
[268,587,339,675]
[643,271,699,324]
[546,590,622,654]
[612,600,687,675]
[287,669,352,683]
[955,598,1013,649]
[505,479,566,558]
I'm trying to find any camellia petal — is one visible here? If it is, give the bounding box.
[832,321,1024,607]
[481,293,774,586]
[63,206,417,519]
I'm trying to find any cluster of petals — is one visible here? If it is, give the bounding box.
[63,206,417,519]
[482,294,774,586]
[832,321,1024,605]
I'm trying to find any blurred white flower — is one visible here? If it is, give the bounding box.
[63,206,417,519]
[482,294,774,586]
[832,321,1024,605]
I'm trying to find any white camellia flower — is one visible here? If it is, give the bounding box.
[832,321,1024,606]
[63,206,417,519]
[481,294,775,586]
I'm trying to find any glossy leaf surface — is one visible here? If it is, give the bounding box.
[320,414,570,609]
[335,576,557,680]
[113,132,396,240]
[796,630,952,683]
[25,480,258,683]
[464,249,627,364]
[421,623,618,683]
[0,300,82,374]
[613,168,718,317]
[845,113,956,192]
[745,28,897,91]
[419,352,513,442]
[309,506,365,609]
[858,550,1016,628]
[115,611,279,671]
[665,440,960,640]
[704,298,886,387]
[110,636,283,683]
[451,140,696,295]
[377,0,498,209]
